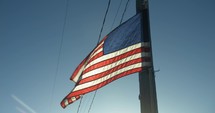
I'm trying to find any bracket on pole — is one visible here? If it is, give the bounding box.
[136,0,148,12]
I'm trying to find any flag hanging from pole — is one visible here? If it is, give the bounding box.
[61,13,152,108]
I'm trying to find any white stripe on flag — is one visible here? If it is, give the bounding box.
[73,63,144,91]
[64,99,69,106]
[73,65,85,82]
[91,48,103,58]
[85,42,149,69]
[82,52,150,79]
[72,42,104,82]
[91,41,104,56]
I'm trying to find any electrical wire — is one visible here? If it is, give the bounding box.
[110,0,122,30]
[49,0,69,113]
[67,1,130,113]
[87,0,132,113]
[87,90,98,113]
[77,96,83,113]
[97,0,111,44]
[120,0,130,24]
[88,0,111,113]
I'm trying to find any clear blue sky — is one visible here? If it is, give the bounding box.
[1,0,215,113]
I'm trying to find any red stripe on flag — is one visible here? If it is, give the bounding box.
[69,38,106,82]
[83,47,150,74]
[80,57,149,84]
[70,57,88,81]
[87,51,103,65]
[92,43,103,54]
[61,95,81,108]
[65,67,142,99]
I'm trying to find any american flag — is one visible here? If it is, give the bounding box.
[61,13,152,108]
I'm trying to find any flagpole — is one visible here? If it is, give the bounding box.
[136,0,158,113]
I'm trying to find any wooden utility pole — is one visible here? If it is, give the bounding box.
[136,0,159,113]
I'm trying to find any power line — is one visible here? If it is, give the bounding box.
[110,0,122,30]
[49,0,69,113]
[77,96,83,113]
[97,0,111,44]
[87,90,98,113]
[88,0,112,113]
[87,0,131,113]
[74,0,130,113]
[120,0,130,24]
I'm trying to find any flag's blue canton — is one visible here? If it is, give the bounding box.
[104,13,143,55]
